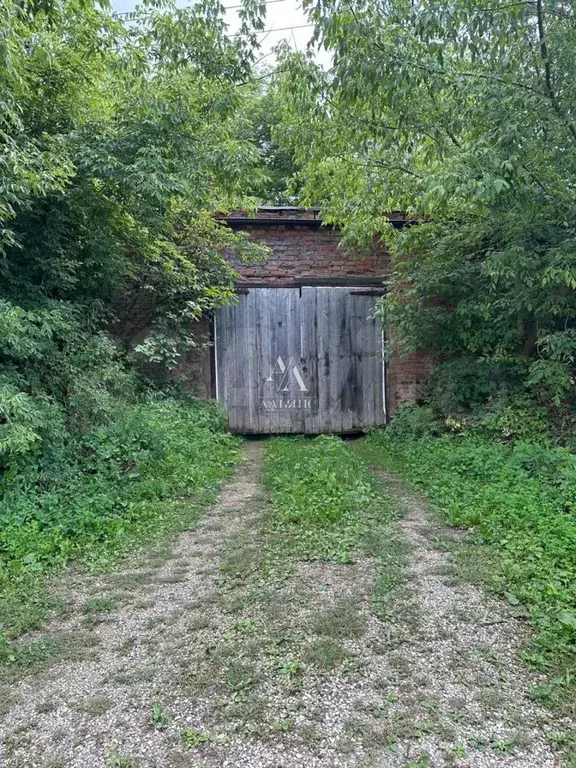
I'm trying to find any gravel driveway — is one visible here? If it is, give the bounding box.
[0,441,568,767]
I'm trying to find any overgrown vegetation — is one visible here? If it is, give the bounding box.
[361,404,576,715]
[1,0,269,417]
[0,0,269,657]
[1,397,239,664]
[263,435,396,564]
[272,0,576,409]
[270,0,576,716]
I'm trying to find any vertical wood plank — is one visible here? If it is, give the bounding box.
[214,286,386,433]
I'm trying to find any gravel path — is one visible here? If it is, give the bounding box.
[0,442,565,767]
[367,470,560,768]
[0,442,263,768]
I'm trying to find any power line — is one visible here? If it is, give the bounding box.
[111,2,316,45]
[113,0,289,18]
[113,11,315,37]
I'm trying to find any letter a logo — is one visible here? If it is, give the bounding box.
[265,356,309,392]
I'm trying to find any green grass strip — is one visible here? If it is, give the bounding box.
[0,399,240,664]
[263,435,397,564]
[359,430,576,715]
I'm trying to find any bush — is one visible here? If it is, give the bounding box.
[380,395,557,447]
[442,395,555,445]
[370,403,441,444]
[426,357,528,414]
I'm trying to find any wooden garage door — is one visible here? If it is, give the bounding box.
[214,286,386,433]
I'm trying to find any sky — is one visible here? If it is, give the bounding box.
[110,0,323,64]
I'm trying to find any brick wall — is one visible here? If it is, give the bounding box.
[181,209,431,416]
[387,347,432,413]
[228,224,390,284]
[172,316,213,399]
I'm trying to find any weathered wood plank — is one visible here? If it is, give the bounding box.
[301,286,320,433]
[214,286,385,433]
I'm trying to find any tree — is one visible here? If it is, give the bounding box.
[0,0,268,464]
[273,0,576,407]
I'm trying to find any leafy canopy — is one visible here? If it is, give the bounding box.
[273,0,576,406]
[0,0,269,465]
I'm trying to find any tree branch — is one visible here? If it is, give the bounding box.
[332,152,423,178]
[536,0,576,143]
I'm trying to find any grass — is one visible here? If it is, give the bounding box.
[79,697,113,717]
[170,435,409,752]
[0,631,100,684]
[304,637,350,669]
[83,596,118,614]
[0,399,240,669]
[358,425,576,760]
[263,435,399,565]
[312,598,366,639]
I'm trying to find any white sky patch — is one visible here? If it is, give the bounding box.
[110,0,330,66]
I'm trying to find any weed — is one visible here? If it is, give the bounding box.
[467,734,488,750]
[489,736,517,754]
[218,690,268,723]
[150,701,168,729]
[312,598,365,640]
[115,637,137,656]
[226,662,258,692]
[270,717,293,732]
[36,699,58,714]
[232,618,260,633]
[107,745,137,767]
[361,427,576,714]
[183,728,216,749]
[0,632,99,682]
[263,436,394,564]
[404,755,432,768]
[83,597,118,614]
[305,637,349,670]
[448,743,467,758]
[80,697,113,716]
[188,617,212,632]
[276,658,303,678]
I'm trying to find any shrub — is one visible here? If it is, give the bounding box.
[370,403,441,444]
[426,358,528,414]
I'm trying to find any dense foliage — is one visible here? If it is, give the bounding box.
[1,397,239,662]
[1,0,270,472]
[272,0,576,408]
[0,0,269,656]
[363,407,576,708]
